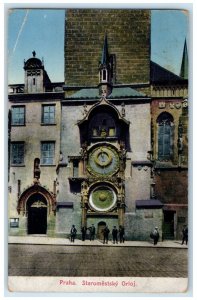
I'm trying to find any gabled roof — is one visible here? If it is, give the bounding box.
[66,86,146,100]
[150,61,187,85]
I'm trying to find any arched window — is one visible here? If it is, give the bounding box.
[157,112,174,161]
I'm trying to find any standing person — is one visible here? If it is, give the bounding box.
[119,225,125,243]
[70,225,77,242]
[89,224,96,241]
[112,226,118,244]
[103,225,110,244]
[151,227,159,245]
[181,225,188,245]
[81,226,87,241]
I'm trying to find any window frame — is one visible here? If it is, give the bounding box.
[11,142,25,165]
[157,113,174,161]
[40,141,55,165]
[41,104,56,125]
[11,106,26,126]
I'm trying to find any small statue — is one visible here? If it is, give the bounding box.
[34,158,41,180]
[121,102,125,117]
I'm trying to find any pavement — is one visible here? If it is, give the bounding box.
[8,235,188,248]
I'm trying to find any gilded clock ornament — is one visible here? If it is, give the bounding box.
[87,145,119,176]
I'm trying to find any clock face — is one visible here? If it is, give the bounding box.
[87,145,119,176]
[89,185,117,212]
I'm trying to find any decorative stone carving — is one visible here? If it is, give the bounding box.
[169,103,175,109]
[159,102,166,108]
[175,103,181,109]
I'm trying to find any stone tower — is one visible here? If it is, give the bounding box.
[65,9,150,90]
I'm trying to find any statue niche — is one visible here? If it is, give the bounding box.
[33,158,41,182]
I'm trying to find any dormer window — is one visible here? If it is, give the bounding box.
[102,69,107,81]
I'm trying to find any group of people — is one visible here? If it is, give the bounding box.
[70,224,125,244]
[150,225,188,246]
[71,224,188,245]
[102,225,125,244]
[81,224,96,241]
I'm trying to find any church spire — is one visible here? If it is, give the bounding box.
[101,34,109,65]
[180,39,188,79]
[99,34,112,97]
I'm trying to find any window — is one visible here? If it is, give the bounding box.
[11,142,24,165]
[41,142,55,165]
[11,106,25,125]
[73,160,79,177]
[42,105,55,124]
[157,112,174,161]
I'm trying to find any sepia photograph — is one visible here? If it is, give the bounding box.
[7,6,189,293]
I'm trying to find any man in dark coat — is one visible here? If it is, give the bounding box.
[103,225,110,244]
[81,226,87,241]
[89,224,96,241]
[119,225,125,243]
[112,226,118,244]
[182,225,188,245]
[70,225,77,242]
[152,227,159,245]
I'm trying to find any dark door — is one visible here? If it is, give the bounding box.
[163,210,175,240]
[97,221,106,240]
[27,194,47,234]
[28,206,47,234]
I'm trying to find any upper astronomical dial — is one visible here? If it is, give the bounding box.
[87,145,119,176]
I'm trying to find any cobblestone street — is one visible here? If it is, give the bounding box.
[8,244,188,277]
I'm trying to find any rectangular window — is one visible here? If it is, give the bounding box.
[11,106,25,125]
[10,218,19,228]
[41,142,55,165]
[73,160,79,177]
[11,142,24,165]
[42,105,55,124]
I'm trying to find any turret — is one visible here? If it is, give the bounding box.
[98,35,112,97]
[24,51,51,93]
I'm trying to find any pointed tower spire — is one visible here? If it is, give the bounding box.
[180,39,188,79]
[99,34,112,97]
[101,34,109,65]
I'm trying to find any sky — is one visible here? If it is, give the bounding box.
[7,9,189,84]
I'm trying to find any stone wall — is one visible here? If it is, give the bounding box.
[125,208,163,240]
[65,9,150,87]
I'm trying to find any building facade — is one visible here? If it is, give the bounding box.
[8,9,188,240]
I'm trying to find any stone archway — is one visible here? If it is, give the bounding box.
[17,184,56,216]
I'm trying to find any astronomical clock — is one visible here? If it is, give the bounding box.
[87,145,119,177]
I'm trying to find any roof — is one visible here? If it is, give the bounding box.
[24,57,43,70]
[66,86,146,100]
[136,199,163,209]
[150,61,187,84]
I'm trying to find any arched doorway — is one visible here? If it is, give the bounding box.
[27,194,47,234]
[97,221,106,240]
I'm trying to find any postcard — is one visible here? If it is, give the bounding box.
[7,7,189,294]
